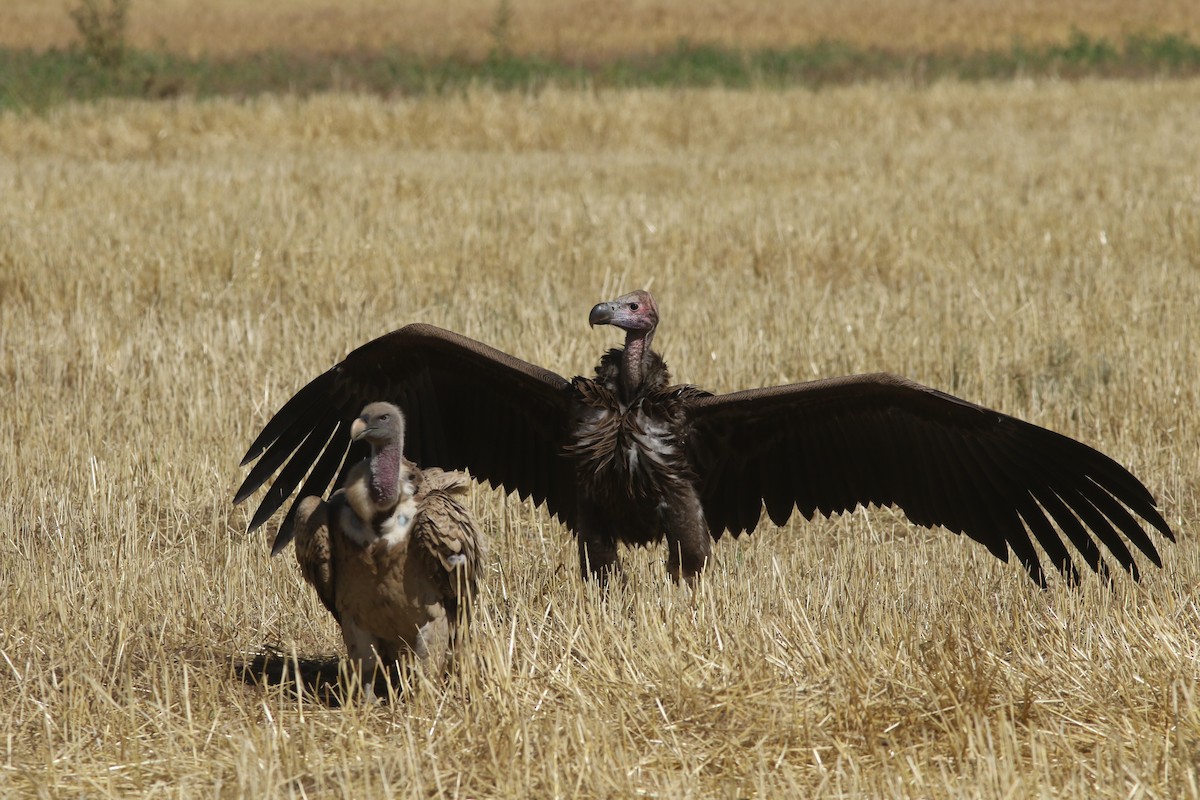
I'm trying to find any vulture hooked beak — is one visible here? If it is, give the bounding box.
[588,302,616,328]
[350,416,370,441]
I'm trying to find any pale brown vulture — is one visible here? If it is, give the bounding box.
[291,402,484,696]
[237,290,1174,587]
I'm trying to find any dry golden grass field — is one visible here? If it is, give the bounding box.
[2,78,1200,797]
[3,0,1200,57]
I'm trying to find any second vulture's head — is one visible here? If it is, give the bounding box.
[351,402,405,449]
[588,290,659,333]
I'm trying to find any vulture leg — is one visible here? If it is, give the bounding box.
[660,486,711,583]
[576,502,621,585]
[339,619,389,703]
[413,616,452,677]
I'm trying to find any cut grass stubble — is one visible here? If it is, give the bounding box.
[0,82,1198,796]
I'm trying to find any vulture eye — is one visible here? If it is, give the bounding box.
[629,303,639,311]
[379,414,390,421]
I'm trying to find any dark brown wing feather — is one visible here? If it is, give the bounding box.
[293,495,338,620]
[235,324,578,552]
[685,373,1174,586]
[413,468,486,604]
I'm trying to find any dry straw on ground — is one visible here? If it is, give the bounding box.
[1,80,1198,796]
[3,0,1200,57]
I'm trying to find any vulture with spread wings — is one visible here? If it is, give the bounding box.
[236,290,1174,587]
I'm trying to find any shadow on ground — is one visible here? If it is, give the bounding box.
[231,646,417,706]
[232,646,346,705]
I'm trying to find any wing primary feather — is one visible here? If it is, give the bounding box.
[1027,434,1167,567]
[720,453,748,534]
[975,435,1079,582]
[792,432,818,522]
[405,367,448,467]
[1035,429,1173,541]
[918,429,974,537]
[244,406,340,530]
[896,419,946,531]
[1057,483,1139,578]
[270,420,353,555]
[926,427,1006,563]
[762,447,794,527]
[272,433,367,553]
[856,409,892,510]
[1033,486,1111,582]
[805,417,839,519]
[1048,429,1158,506]
[824,418,861,517]
[703,448,732,536]
[514,415,536,503]
[987,433,1113,579]
[233,408,324,505]
[1011,487,1079,584]
[1074,477,1164,567]
[529,421,549,508]
[239,370,336,467]
[333,439,370,493]
[826,416,862,516]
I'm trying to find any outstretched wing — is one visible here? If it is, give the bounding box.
[686,373,1174,586]
[235,324,578,552]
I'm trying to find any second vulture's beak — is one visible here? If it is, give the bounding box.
[589,302,615,327]
[350,417,369,441]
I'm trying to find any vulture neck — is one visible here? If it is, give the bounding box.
[368,441,403,510]
[620,329,656,400]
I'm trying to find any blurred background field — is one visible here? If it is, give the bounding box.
[3,0,1200,58]
[1,2,1199,798]
[4,1,1200,111]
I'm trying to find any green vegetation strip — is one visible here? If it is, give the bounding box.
[3,32,1200,111]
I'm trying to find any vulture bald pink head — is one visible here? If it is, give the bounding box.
[589,290,662,397]
[588,290,659,334]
